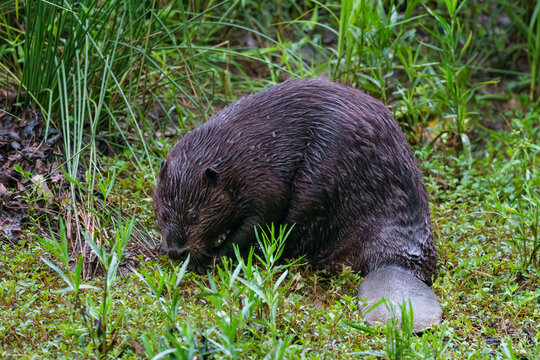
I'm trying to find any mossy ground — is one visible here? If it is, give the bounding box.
[1,1,539,358]
[1,148,538,359]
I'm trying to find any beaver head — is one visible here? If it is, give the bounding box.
[153,156,237,264]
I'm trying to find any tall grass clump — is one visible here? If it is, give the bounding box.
[334,0,422,102]
[526,2,540,100]
[424,0,496,164]
[0,1,22,94]
[54,34,154,266]
[425,0,471,136]
[18,0,245,146]
[22,0,156,118]
[16,0,162,258]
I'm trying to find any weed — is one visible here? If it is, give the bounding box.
[527,2,540,100]
[2,0,539,358]
[425,0,496,165]
[494,185,539,273]
[37,216,134,359]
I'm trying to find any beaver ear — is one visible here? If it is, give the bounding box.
[203,167,221,187]
[160,160,167,171]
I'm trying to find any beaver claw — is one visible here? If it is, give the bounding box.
[155,243,165,254]
[358,266,443,333]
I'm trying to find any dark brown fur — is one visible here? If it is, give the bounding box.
[154,78,437,284]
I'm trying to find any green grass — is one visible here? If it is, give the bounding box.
[2,144,539,359]
[0,0,539,358]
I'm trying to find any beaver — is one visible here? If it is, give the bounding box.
[154,78,442,331]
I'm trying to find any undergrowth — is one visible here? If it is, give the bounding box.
[0,0,539,359]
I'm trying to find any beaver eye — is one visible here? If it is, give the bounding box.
[191,213,199,222]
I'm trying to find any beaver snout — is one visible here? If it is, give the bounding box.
[167,247,189,261]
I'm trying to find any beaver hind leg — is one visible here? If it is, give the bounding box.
[357,266,443,333]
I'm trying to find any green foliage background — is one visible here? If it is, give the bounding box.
[0,0,538,358]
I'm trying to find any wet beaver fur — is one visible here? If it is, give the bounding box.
[154,78,437,285]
